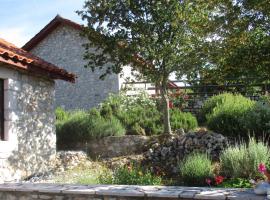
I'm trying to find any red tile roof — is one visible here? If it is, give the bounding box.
[0,38,75,82]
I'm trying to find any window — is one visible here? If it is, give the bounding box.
[0,79,4,140]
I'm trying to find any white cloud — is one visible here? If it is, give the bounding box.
[0,27,30,47]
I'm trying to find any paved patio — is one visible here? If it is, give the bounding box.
[0,183,266,200]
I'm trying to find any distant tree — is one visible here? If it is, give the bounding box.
[199,0,270,82]
[78,0,210,134]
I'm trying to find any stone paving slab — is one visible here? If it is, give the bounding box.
[0,183,266,199]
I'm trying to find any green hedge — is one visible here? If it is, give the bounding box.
[206,94,254,137]
[242,102,270,137]
[100,92,197,135]
[200,93,235,123]
[56,110,125,144]
[201,93,270,138]
[99,92,163,135]
[170,109,198,132]
[56,92,198,145]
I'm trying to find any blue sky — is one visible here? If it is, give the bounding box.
[0,0,85,47]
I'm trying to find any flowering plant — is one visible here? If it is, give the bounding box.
[215,176,224,185]
[205,175,224,186]
[258,163,267,174]
[258,163,270,182]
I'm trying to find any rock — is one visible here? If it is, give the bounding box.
[143,130,228,176]
[254,182,270,195]
[175,128,185,135]
[22,151,90,183]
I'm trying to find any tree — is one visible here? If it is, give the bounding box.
[78,0,210,134]
[198,0,270,82]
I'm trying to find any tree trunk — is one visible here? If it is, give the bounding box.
[160,84,172,135]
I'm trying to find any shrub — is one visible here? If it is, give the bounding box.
[241,102,270,137]
[218,178,252,188]
[100,92,163,135]
[258,95,270,106]
[205,93,255,137]
[202,93,270,138]
[117,106,163,135]
[56,110,125,145]
[55,107,69,121]
[88,108,101,117]
[200,93,236,123]
[100,92,197,135]
[179,153,214,186]
[57,110,92,144]
[170,109,198,132]
[100,103,113,119]
[98,163,162,185]
[92,116,126,138]
[220,138,270,179]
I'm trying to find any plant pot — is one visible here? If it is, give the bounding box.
[265,171,270,183]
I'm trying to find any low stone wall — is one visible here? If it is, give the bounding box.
[144,131,228,175]
[0,183,263,200]
[58,135,160,158]
[58,132,228,164]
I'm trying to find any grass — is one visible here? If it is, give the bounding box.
[53,161,109,184]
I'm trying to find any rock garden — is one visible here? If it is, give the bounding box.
[23,91,270,197]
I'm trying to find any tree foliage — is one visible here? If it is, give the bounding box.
[77,0,211,134]
[193,0,270,83]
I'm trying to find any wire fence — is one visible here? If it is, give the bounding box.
[123,78,270,115]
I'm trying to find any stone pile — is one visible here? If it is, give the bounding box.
[54,151,88,172]
[24,151,89,183]
[144,131,228,175]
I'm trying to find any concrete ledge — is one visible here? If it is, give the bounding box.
[0,183,264,200]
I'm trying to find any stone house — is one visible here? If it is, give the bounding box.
[0,38,75,182]
[22,15,163,110]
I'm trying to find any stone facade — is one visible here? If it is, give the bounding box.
[30,25,121,110]
[0,64,56,182]
[0,183,263,200]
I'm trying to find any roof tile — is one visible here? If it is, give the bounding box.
[0,38,75,82]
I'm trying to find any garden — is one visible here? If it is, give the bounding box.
[52,91,270,190]
[40,0,270,196]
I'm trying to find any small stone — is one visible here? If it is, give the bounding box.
[254,182,270,195]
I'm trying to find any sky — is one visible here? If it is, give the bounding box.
[0,0,85,47]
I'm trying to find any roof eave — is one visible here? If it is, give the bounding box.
[22,15,83,51]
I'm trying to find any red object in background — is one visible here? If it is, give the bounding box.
[169,101,173,108]
[205,178,212,185]
[215,176,224,185]
[126,162,132,172]
[258,163,267,173]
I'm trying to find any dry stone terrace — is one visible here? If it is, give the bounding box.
[0,183,265,200]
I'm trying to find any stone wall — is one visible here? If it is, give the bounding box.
[58,135,159,159]
[144,131,228,175]
[30,25,120,110]
[0,183,262,200]
[0,65,56,182]
[57,132,227,165]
